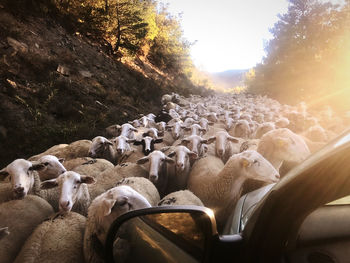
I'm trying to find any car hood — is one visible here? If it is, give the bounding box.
[223,183,276,235]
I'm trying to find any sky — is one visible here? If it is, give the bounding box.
[160,0,290,72]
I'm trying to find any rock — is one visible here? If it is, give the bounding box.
[7,37,28,54]
[57,64,70,76]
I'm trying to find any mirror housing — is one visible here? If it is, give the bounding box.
[105,205,218,263]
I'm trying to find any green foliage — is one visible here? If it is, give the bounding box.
[246,0,350,111]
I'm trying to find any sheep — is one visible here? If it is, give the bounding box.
[184,123,207,136]
[41,171,96,216]
[0,159,44,200]
[84,185,151,263]
[111,135,137,164]
[139,115,156,128]
[88,136,117,164]
[158,190,204,206]
[180,134,209,158]
[221,116,234,131]
[87,162,148,201]
[73,158,114,179]
[32,155,67,181]
[133,136,163,156]
[275,117,290,128]
[62,157,95,170]
[187,151,279,231]
[231,119,251,139]
[254,122,275,139]
[166,145,198,193]
[166,120,185,141]
[115,177,160,206]
[136,150,175,197]
[206,131,240,163]
[14,212,86,263]
[142,127,163,139]
[105,123,138,139]
[0,195,54,263]
[29,140,92,161]
[303,125,328,142]
[257,128,311,171]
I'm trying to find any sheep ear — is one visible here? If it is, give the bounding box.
[206,136,216,144]
[228,136,239,143]
[158,131,164,136]
[208,121,214,126]
[29,163,46,171]
[133,140,142,146]
[41,179,58,189]
[101,199,117,217]
[80,175,96,185]
[127,139,135,144]
[58,158,65,163]
[137,157,149,164]
[168,151,176,158]
[184,127,191,131]
[240,157,251,168]
[116,125,122,130]
[203,144,209,153]
[165,157,175,164]
[0,168,9,180]
[131,127,138,132]
[181,139,189,145]
[105,140,114,146]
[142,132,149,137]
[160,146,170,152]
[154,138,163,144]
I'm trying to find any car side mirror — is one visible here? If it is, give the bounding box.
[105,206,218,263]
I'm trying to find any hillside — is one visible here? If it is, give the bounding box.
[210,69,248,91]
[0,6,209,167]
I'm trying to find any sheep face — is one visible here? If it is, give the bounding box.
[167,122,184,140]
[89,136,113,158]
[113,136,134,155]
[134,136,163,156]
[234,150,280,183]
[35,155,66,181]
[185,124,206,136]
[41,171,95,213]
[137,151,174,183]
[168,146,197,172]
[181,135,208,157]
[207,131,239,158]
[92,185,151,244]
[120,123,138,139]
[0,159,43,199]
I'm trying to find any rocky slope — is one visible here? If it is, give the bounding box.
[0,7,209,167]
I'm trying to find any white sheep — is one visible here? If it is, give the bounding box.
[72,158,114,179]
[254,122,276,139]
[257,128,311,171]
[136,150,175,197]
[188,151,279,231]
[14,212,86,263]
[32,155,67,181]
[231,119,251,139]
[158,190,204,206]
[29,139,92,161]
[166,145,198,193]
[206,130,240,164]
[88,136,117,164]
[180,134,209,159]
[41,171,95,216]
[62,156,94,170]
[87,162,148,201]
[115,176,160,206]
[84,185,151,263]
[0,195,54,263]
[0,159,43,200]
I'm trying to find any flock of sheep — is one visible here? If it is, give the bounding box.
[0,91,347,263]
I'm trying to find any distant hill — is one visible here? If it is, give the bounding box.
[210,69,249,91]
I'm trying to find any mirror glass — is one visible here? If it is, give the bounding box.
[111,211,211,263]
